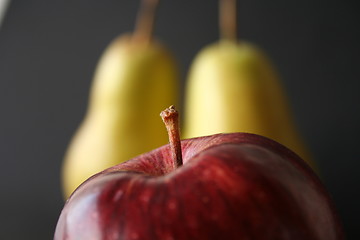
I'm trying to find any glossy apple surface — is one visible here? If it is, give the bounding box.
[54,133,343,240]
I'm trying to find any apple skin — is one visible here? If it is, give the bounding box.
[54,133,344,240]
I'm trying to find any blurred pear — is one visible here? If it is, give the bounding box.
[183,0,313,168]
[62,0,179,198]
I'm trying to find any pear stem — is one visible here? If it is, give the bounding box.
[160,106,183,168]
[219,0,237,42]
[133,0,160,43]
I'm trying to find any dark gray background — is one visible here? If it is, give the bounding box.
[0,0,359,239]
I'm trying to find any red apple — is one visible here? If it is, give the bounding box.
[54,107,343,240]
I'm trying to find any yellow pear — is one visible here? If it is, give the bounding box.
[62,0,179,198]
[183,0,313,168]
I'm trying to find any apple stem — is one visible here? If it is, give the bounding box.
[219,0,237,42]
[132,0,160,44]
[160,105,183,168]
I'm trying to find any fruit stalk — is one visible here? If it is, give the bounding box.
[220,0,237,42]
[133,0,160,43]
[160,105,183,168]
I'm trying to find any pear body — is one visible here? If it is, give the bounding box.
[62,35,179,197]
[183,41,312,166]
